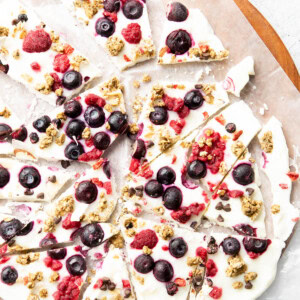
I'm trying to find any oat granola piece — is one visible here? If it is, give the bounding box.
[106,36,125,56]
[240,195,262,221]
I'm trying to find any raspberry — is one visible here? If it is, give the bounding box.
[188,202,205,215]
[121,23,142,44]
[209,286,222,299]
[206,259,218,277]
[53,54,70,73]
[130,229,158,249]
[85,94,106,107]
[163,94,184,112]
[122,280,131,288]
[64,44,74,55]
[85,138,94,148]
[103,11,118,22]
[78,148,103,162]
[62,213,81,230]
[50,72,62,91]
[170,119,186,134]
[91,178,103,188]
[171,207,191,224]
[177,105,190,118]
[103,181,112,195]
[31,62,41,71]
[174,278,186,287]
[44,257,53,268]
[228,190,244,198]
[51,260,63,271]
[53,276,80,300]
[196,247,207,262]
[23,29,52,53]
[129,158,140,173]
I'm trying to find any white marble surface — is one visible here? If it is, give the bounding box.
[250,0,300,73]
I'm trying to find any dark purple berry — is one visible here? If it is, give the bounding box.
[108,111,128,134]
[0,124,12,141]
[169,237,188,258]
[64,142,85,160]
[93,132,111,150]
[52,118,63,130]
[163,186,182,210]
[29,132,39,144]
[75,180,98,204]
[221,237,240,255]
[157,166,176,185]
[166,29,191,55]
[104,0,120,12]
[48,248,67,260]
[0,219,23,241]
[19,166,41,189]
[18,14,28,22]
[225,123,236,133]
[122,0,143,19]
[84,106,105,128]
[134,254,154,274]
[0,166,10,188]
[64,99,83,118]
[66,255,87,276]
[80,223,104,247]
[153,260,174,282]
[66,119,86,140]
[145,180,164,198]
[187,160,207,179]
[33,115,51,133]
[233,224,256,237]
[167,2,188,22]
[40,235,57,248]
[62,71,82,90]
[103,160,111,179]
[1,266,18,285]
[132,139,146,159]
[95,18,115,37]
[232,163,255,186]
[12,126,27,141]
[243,237,269,253]
[184,90,204,110]
[17,221,34,236]
[166,281,178,295]
[149,106,168,125]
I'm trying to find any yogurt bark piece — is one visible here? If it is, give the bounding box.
[205,151,266,238]
[258,116,299,241]
[64,0,155,70]
[0,1,100,105]
[13,78,128,166]
[123,132,210,230]
[83,247,134,300]
[158,1,228,65]
[129,81,229,166]
[120,214,207,300]
[198,233,284,300]
[0,158,73,202]
[222,56,255,97]
[0,245,88,300]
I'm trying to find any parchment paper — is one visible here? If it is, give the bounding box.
[0,0,299,299]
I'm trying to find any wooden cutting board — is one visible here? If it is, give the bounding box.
[234,0,300,92]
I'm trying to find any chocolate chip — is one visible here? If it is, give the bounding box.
[220,193,230,201]
[128,187,136,197]
[0,60,9,74]
[146,140,154,149]
[37,193,44,199]
[61,160,71,169]
[215,202,223,210]
[38,228,42,234]
[18,14,28,22]
[124,288,132,298]
[246,188,254,196]
[100,284,108,291]
[223,204,231,212]
[102,277,110,283]
[48,175,57,183]
[24,189,34,196]
[190,221,198,229]
[225,123,236,133]
[217,214,224,222]
[108,282,116,291]
[245,281,253,289]
[56,96,66,106]
[195,84,203,89]
[135,185,144,197]
[12,19,20,26]
[206,278,213,287]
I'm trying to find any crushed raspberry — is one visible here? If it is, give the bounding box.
[50,72,62,91]
[177,105,190,118]
[31,62,41,71]
[53,276,81,300]
[171,203,205,224]
[62,213,81,230]
[44,256,63,271]
[217,182,244,199]
[85,94,106,107]
[174,278,186,287]
[202,191,210,203]
[78,148,103,162]
[0,244,8,255]
[0,256,10,265]
[287,171,299,181]
[92,178,104,188]
[233,130,243,141]
[121,23,142,44]
[130,229,158,249]
[279,183,288,189]
[94,278,103,289]
[103,181,112,194]
[123,54,131,62]
[129,158,153,179]
[163,94,184,112]
[172,155,177,164]
[53,54,70,73]
[215,114,226,125]
[122,280,131,288]
[85,138,94,148]
[162,245,169,251]
[203,111,209,120]
[103,11,118,22]
[170,119,186,134]
[92,158,105,170]
[209,286,222,299]
[206,259,218,277]
[196,247,207,262]
[23,29,52,53]
[64,44,74,55]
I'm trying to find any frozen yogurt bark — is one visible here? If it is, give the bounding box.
[63,0,156,70]
[258,116,299,241]
[158,1,228,65]
[0,1,100,105]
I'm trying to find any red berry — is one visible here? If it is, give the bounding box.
[196,247,207,262]
[130,229,158,249]
[121,23,142,44]
[206,259,218,277]
[23,29,52,53]
[43,256,53,268]
[122,280,130,288]
[170,119,186,134]
[31,62,41,71]
[64,44,74,55]
[103,11,118,22]
[209,286,222,299]
[62,213,81,230]
[177,105,190,118]
[85,94,106,107]
[103,181,112,195]
[78,148,103,162]
[50,72,62,91]
[51,260,63,271]
[171,207,191,224]
[163,94,184,112]
[53,54,70,73]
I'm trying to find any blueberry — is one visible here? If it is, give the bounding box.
[104,0,121,12]
[233,224,256,237]
[134,254,154,274]
[66,119,86,140]
[80,223,104,247]
[122,0,143,19]
[93,132,111,150]
[62,70,82,90]
[17,221,34,236]
[1,266,18,285]
[221,237,241,255]
[18,14,28,22]
[19,166,41,189]
[157,166,176,185]
[153,260,174,282]
[64,99,83,118]
[166,29,192,55]
[33,115,51,133]
[84,106,105,128]
[108,111,128,134]
[184,90,204,110]
[149,106,168,125]
[166,281,178,295]
[232,163,255,186]
[163,186,182,210]
[169,237,188,258]
[167,2,188,22]
[64,142,85,160]
[187,160,207,179]
[132,139,146,159]
[0,124,12,141]
[66,254,87,276]
[0,166,10,188]
[48,248,67,260]
[75,180,98,204]
[40,235,57,248]
[12,126,28,142]
[0,219,23,241]
[95,18,115,37]
[243,237,269,253]
[145,180,164,198]
[29,132,39,144]
[225,123,236,133]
